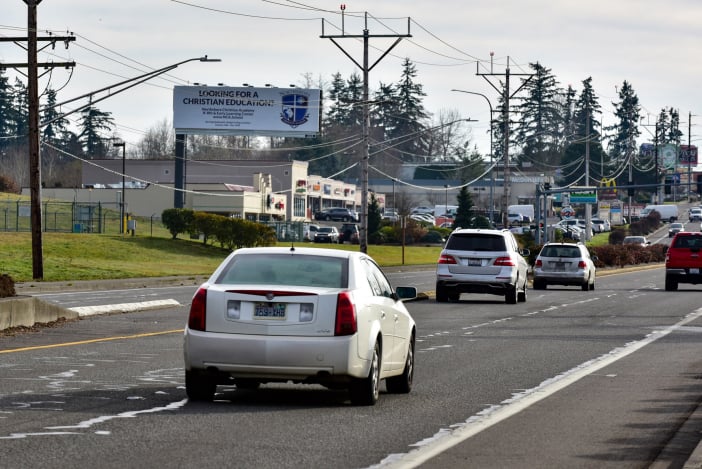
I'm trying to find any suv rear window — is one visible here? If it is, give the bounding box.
[672,235,702,249]
[541,246,580,258]
[446,233,506,251]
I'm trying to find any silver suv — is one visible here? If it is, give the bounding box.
[532,242,597,291]
[436,228,530,304]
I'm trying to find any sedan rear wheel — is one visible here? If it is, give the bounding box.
[185,370,216,402]
[386,334,414,394]
[350,342,380,405]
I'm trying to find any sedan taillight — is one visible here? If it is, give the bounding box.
[494,256,515,266]
[578,260,587,269]
[335,291,357,336]
[437,254,457,264]
[188,287,208,331]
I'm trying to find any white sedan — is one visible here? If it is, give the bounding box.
[184,246,418,405]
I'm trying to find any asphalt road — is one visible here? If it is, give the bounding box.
[3,266,702,468]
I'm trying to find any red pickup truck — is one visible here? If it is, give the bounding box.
[665,232,702,290]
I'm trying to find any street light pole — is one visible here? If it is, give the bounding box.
[451,89,495,224]
[113,141,126,233]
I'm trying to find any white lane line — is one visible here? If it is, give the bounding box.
[372,308,702,469]
[69,299,180,317]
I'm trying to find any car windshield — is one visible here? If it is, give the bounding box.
[446,233,507,251]
[215,253,348,288]
[318,227,333,233]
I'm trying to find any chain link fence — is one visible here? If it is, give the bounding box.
[0,200,124,234]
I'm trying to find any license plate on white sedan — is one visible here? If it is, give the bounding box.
[254,303,287,320]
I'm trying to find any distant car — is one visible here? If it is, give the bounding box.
[665,232,702,290]
[669,222,685,237]
[690,208,702,222]
[622,236,650,247]
[507,213,524,224]
[313,226,340,243]
[382,209,399,222]
[314,208,359,222]
[303,224,320,241]
[591,218,611,233]
[533,242,597,291]
[183,246,418,405]
[411,206,434,215]
[435,228,530,304]
[339,223,359,244]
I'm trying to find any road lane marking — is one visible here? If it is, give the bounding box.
[69,299,180,316]
[373,307,702,469]
[0,330,184,354]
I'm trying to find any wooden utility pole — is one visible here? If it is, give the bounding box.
[477,57,533,228]
[321,10,410,253]
[4,1,75,279]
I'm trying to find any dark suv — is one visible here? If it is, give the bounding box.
[314,208,359,222]
[339,223,360,244]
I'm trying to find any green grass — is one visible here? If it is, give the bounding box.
[0,231,440,282]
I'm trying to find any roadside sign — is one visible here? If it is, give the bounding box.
[569,187,597,204]
[561,206,575,219]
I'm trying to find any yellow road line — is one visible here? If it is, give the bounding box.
[0,329,184,354]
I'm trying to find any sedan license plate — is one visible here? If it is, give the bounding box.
[691,268,700,274]
[254,303,287,320]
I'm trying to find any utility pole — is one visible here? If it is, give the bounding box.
[321,10,410,253]
[4,1,76,279]
[477,56,533,228]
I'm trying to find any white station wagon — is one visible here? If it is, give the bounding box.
[184,246,417,405]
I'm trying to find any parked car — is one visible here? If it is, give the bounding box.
[622,236,650,247]
[668,222,685,237]
[382,209,399,222]
[665,232,702,290]
[314,207,359,222]
[303,224,320,241]
[339,223,360,244]
[411,206,434,215]
[591,218,611,233]
[183,246,418,405]
[507,213,524,224]
[313,226,340,243]
[435,228,530,304]
[532,242,597,291]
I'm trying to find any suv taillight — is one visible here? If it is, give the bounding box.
[494,256,515,266]
[188,287,208,331]
[438,254,457,264]
[335,291,357,336]
[578,260,587,268]
[535,259,542,267]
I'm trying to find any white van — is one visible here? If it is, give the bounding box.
[640,204,678,222]
[508,204,535,223]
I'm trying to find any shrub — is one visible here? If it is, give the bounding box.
[0,274,16,298]
[161,208,195,239]
[608,228,626,245]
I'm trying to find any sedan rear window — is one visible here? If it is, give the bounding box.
[216,254,348,288]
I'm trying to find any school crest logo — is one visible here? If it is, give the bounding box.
[280,93,310,128]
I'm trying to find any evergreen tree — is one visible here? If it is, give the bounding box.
[453,185,474,229]
[514,63,563,170]
[0,69,15,152]
[78,105,115,158]
[386,58,430,163]
[367,192,382,240]
[607,81,641,161]
[559,77,608,186]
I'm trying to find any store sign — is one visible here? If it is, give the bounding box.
[569,187,597,204]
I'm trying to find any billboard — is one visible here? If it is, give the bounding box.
[679,145,698,165]
[173,86,321,137]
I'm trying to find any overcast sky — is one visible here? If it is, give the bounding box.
[3,0,702,159]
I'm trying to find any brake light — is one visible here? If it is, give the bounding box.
[578,260,587,269]
[535,259,542,267]
[188,287,208,331]
[494,256,515,266]
[335,291,357,336]
[438,254,457,264]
